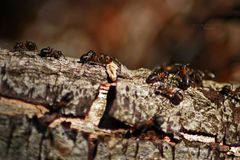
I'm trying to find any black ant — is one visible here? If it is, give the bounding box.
[39,47,65,59]
[219,85,240,102]
[155,85,183,105]
[12,41,38,52]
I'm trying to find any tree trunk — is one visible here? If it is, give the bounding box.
[0,49,240,160]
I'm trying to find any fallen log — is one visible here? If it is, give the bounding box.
[0,47,239,160]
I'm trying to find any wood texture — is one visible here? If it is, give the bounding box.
[0,49,240,160]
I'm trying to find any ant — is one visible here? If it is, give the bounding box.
[146,64,197,90]
[146,66,169,84]
[79,50,121,82]
[191,70,205,86]
[152,64,192,90]
[164,64,182,74]
[124,116,179,147]
[219,85,240,102]
[79,50,97,64]
[12,41,38,52]
[176,64,192,90]
[39,47,65,59]
[79,50,120,67]
[146,63,216,106]
[155,85,183,105]
[191,69,215,87]
[25,41,38,51]
[173,64,214,90]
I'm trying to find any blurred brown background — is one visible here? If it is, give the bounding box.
[0,0,240,82]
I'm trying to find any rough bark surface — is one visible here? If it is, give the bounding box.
[0,48,240,160]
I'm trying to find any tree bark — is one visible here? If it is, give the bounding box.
[0,49,240,160]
